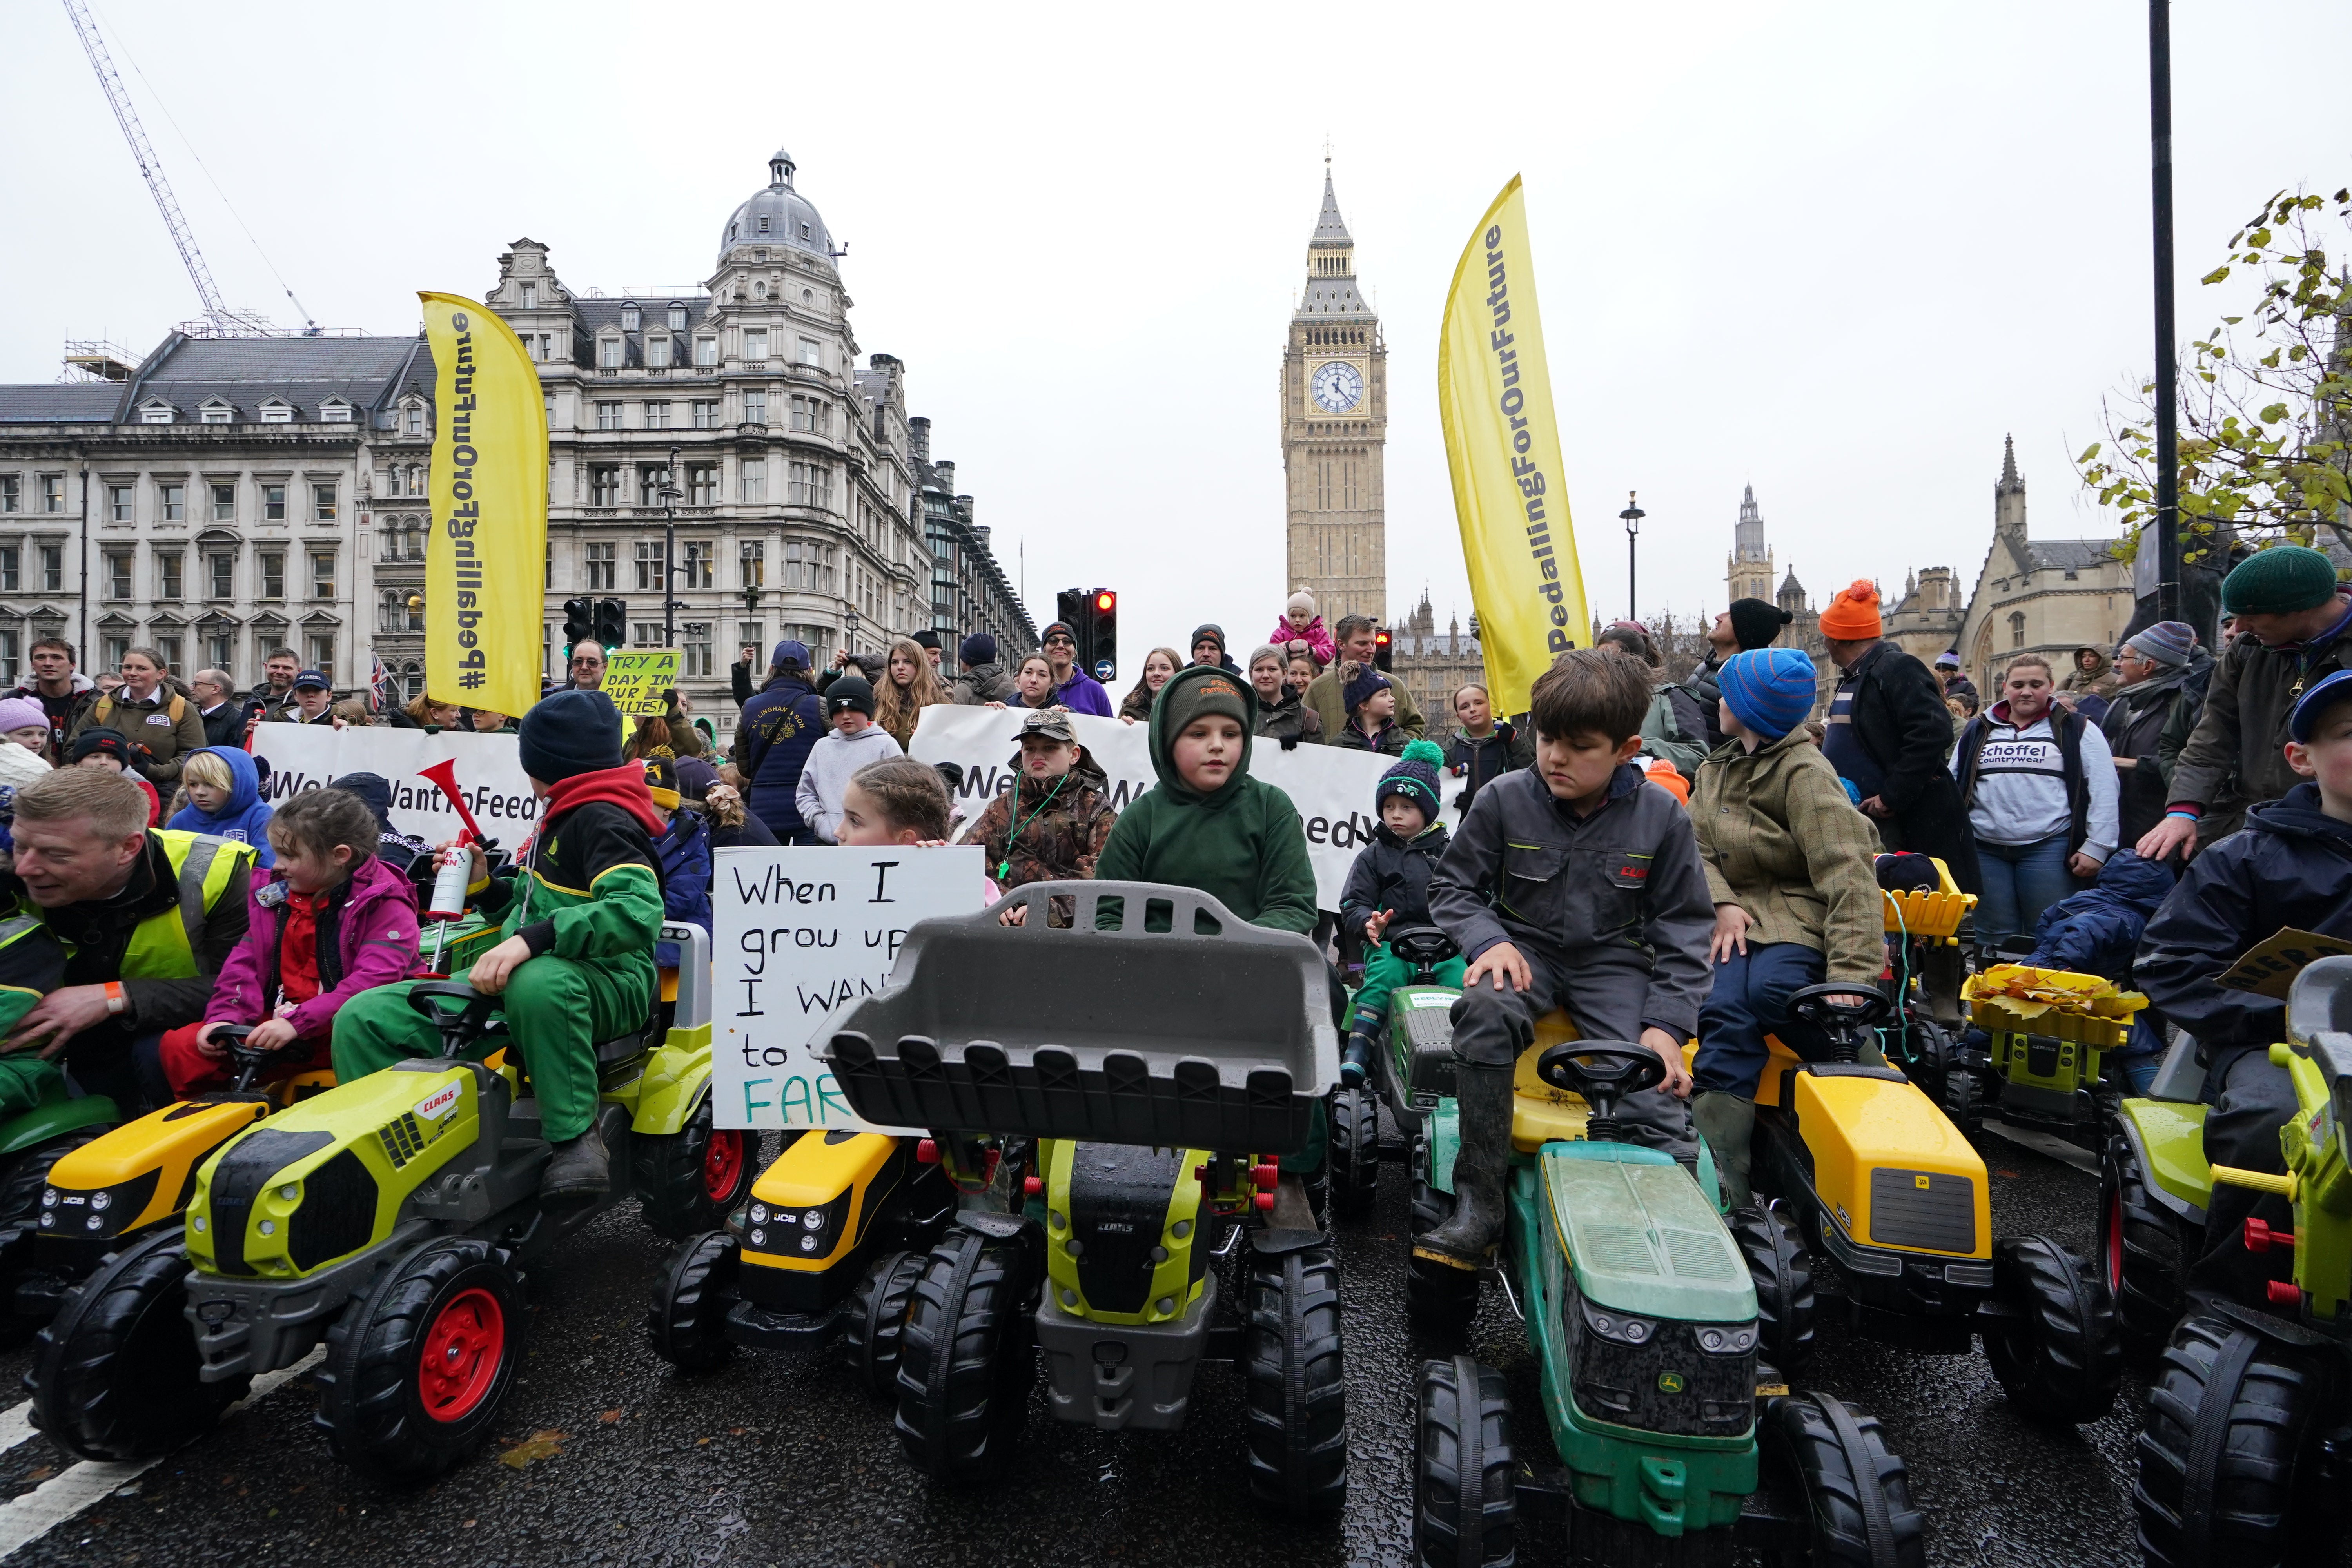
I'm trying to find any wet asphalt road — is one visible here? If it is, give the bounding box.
[4,1121,2155,1568]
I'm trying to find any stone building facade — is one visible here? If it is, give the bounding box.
[1952,436,2134,695]
[1387,593,1486,739]
[1280,164,1387,626]
[907,415,1033,673]
[0,334,427,696]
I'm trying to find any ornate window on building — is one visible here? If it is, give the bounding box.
[310,550,336,600]
[2009,612,2027,649]
[682,623,712,677]
[108,485,133,523]
[104,552,131,599]
[688,465,717,505]
[209,551,234,599]
[156,552,183,600]
[635,541,665,591]
[599,337,623,370]
[41,546,62,593]
[590,467,621,506]
[584,541,617,590]
[261,483,285,521]
[0,477,17,513]
[41,477,64,514]
[680,540,713,589]
[596,402,622,431]
[644,400,670,430]
[621,304,641,332]
[742,389,767,426]
[258,552,284,600]
[692,400,720,430]
[739,540,764,587]
[646,336,671,370]
[668,304,688,332]
[158,484,184,523]
[740,460,766,503]
[312,484,336,523]
[211,483,235,522]
[695,338,717,368]
[743,329,768,365]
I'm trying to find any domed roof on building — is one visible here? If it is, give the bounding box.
[720,148,834,265]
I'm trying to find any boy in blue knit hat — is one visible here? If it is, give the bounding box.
[1338,738,1461,1083]
[1687,648,1888,1206]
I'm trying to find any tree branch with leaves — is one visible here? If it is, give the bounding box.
[2077,185,2352,568]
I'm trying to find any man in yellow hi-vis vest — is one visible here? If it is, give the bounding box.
[0,769,250,1112]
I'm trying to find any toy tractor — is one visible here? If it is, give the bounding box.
[1410,1041,1926,1567]
[646,1127,956,1388]
[820,880,1350,1517]
[27,921,748,1478]
[2132,955,2352,1565]
[1744,986,2120,1425]
[0,915,508,1346]
[1327,924,1463,1220]
[1943,964,2149,1149]
[1871,853,1975,1121]
[0,1066,116,1347]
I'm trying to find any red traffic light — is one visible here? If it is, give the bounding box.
[1095,591,1115,612]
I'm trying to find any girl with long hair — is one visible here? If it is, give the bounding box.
[1118,646,1183,724]
[874,637,952,748]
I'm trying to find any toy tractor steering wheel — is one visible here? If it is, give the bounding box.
[1787,982,1890,1064]
[404,981,504,1058]
[1535,1043,1669,1144]
[1385,925,1458,972]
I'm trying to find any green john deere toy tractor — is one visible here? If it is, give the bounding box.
[27,921,749,1478]
[1411,1041,1925,1567]
[821,879,1349,1517]
[2130,955,2352,1565]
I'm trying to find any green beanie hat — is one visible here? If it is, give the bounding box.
[1376,738,1447,823]
[1159,664,1252,739]
[2222,545,2340,616]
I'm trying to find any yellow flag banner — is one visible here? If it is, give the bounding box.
[1436,176,1590,716]
[421,292,546,720]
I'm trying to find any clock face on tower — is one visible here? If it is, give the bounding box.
[1310,360,1364,414]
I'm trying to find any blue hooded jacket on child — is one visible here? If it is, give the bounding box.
[2022,848,2176,1072]
[165,745,276,867]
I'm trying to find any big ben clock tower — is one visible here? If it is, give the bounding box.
[1281,160,1386,625]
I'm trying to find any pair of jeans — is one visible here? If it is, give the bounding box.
[1691,942,1840,1097]
[1973,832,2078,947]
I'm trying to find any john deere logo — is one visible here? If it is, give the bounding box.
[1657,1371,1685,1394]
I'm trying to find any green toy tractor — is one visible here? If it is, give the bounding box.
[0,1061,118,1343]
[1412,1042,1924,1566]
[1327,924,1461,1220]
[2130,955,2352,1564]
[27,921,748,1478]
[820,880,1350,1517]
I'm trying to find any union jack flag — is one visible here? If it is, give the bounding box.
[368,651,392,713]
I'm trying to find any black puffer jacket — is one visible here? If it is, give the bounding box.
[1445,723,1532,810]
[2135,782,2352,1060]
[1837,641,1977,888]
[1339,823,1450,947]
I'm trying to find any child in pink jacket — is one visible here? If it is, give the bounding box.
[160,786,421,1096]
[1266,589,1337,669]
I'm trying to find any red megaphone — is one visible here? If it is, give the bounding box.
[417,758,487,846]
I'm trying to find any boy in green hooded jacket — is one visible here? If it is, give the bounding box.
[1093,666,1324,1221]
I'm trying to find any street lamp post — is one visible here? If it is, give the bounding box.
[2147,0,2182,624]
[1619,491,1646,622]
[659,444,683,647]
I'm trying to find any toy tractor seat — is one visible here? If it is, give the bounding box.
[1512,1008,1591,1151]
[821,880,1336,1154]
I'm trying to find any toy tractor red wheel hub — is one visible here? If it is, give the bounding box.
[418,1287,506,1423]
[703,1130,746,1204]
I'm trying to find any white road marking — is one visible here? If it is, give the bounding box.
[1981,1117,2101,1176]
[0,1347,323,1561]
[0,1406,34,1460]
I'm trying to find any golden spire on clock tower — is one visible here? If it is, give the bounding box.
[1281,158,1387,625]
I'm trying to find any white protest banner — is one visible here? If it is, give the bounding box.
[905,705,1460,911]
[250,726,541,849]
[711,844,986,1131]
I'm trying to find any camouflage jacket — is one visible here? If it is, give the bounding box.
[970,757,1118,909]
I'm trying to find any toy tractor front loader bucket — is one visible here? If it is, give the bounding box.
[820,880,1338,1155]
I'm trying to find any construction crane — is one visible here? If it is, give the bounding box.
[62,0,279,336]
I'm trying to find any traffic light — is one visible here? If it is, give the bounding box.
[1373,628,1393,673]
[1087,588,1118,683]
[1056,589,1085,641]
[594,597,627,650]
[563,596,593,648]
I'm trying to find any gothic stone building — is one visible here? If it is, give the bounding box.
[0,334,432,697]
[1951,436,2134,697]
[1281,164,1387,626]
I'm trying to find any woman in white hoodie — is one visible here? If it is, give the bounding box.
[796,674,905,843]
[1950,652,2120,947]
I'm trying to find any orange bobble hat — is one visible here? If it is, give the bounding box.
[1816,579,1883,641]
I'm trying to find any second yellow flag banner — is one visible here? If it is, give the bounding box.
[420,291,547,721]
[1436,176,1591,718]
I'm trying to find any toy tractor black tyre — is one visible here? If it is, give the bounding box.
[1243,1242,1348,1517]
[892,1229,1034,1482]
[841,1247,924,1398]
[635,1095,757,1240]
[1760,1393,1926,1568]
[1405,1178,1480,1336]
[1411,1354,1514,1568]
[1980,1233,2121,1425]
[1327,1085,1379,1220]
[1942,1064,1982,1134]
[2099,1132,2191,1358]
[647,1230,739,1372]
[1730,1204,1815,1374]
[316,1236,524,1481]
[2134,1312,2331,1566]
[0,1130,105,1348]
[26,1224,243,1462]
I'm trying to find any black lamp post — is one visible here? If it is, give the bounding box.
[1619,491,1646,622]
[2148,0,2181,624]
[659,444,683,646]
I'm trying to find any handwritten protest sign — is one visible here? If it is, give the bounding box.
[601,650,680,717]
[252,725,537,847]
[711,844,985,1131]
[906,704,1459,911]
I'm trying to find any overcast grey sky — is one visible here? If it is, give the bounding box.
[4,1,2346,660]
